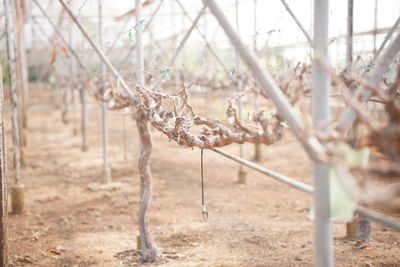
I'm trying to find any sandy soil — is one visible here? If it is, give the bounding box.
[4,90,400,266]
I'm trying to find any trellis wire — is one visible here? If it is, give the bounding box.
[30,1,400,266]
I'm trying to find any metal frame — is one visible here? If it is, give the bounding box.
[20,1,400,266]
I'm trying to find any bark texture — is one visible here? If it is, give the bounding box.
[357,214,371,242]
[0,53,9,267]
[14,0,29,135]
[4,0,21,186]
[136,111,162,262]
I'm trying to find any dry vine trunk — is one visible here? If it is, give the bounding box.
[136,111,161,262]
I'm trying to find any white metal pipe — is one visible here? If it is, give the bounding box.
[214,148,400,233]
[280,0,313,45]
[346,0,353,74]
[213,148,313,194]
[336,32,400,132]
[253,0,257,52]
[373,0,378,53]
[81,88,88,149]
[312,0,332,265]
[99,0,109,172]
[366,16,400,73]
[203,0,321,160]
[118,0,165,69]
[136,0,144,87]
[234,0,244,172]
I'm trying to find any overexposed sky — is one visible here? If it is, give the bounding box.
[21,0,400,68]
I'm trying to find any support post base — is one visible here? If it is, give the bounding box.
[11,184,24,215]
[346,218,358,240]
[238,169,247,184]
[254,144,262,162]
[81,144,89,152]
[100,168,112,184]
[22,128,28,147]
[137,235,142,250]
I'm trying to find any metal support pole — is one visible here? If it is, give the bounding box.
[213,148,400,233]
[68,1,78,137]
[152,6,206,91]
[336,32,400,132]
[170,0,176,44]
[98,0,110,183]
[346,0,353,74]
[73,0,88,151]
[81,87,88,150]
[202,6,207,67]
[71,88,78,136]
[203,0,322,160]
[214,148,313,194]
[366,16,400,74]
[136,0,144,87]
[253,0,257,52]
[234,0,246,183]
[373,0,378,54]
[253,0,261,162]
[312,0,332,266]
[118,0,165,69]
[280,0,313,45]
[181,2,186,83]
[345,0,357,240]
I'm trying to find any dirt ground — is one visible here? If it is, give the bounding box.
[4,89,400,266]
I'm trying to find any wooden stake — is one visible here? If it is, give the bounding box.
[14,0,29,143]
[0,52,9,267]
[4,0,23,215]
